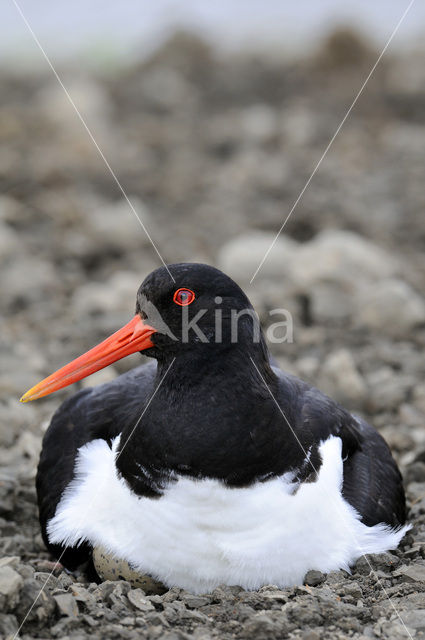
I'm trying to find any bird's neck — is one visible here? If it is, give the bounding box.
[155,339,275,389]
[116,340,282,497]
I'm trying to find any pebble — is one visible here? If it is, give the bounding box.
[217,231,298,283]
[72,271,144,316]
[54,593,79,617]
[393,564,425,583]
[365,367,410,413]
[355,279,425,336]
[0,566,23,608]
[401,609,425,632]
[318,348,367,408]
[290,230,397,290]
[304,570,325,587]
[355,553,400,576]
[84,197,155,251]
[0,614,18,639]
[127,589,155,612]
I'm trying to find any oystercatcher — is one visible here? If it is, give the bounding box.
[22,263,408,592]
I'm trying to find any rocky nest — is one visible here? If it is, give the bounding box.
[1,29,425,640]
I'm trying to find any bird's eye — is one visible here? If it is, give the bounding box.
[173,288,195,306]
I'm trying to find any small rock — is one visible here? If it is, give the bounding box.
[413,383,425,414]
[14,578,55,623]
[72,271,143,316]
[34,572,59,589]
[393,564,425,583]
[85,197,154,250]
[242,613,283,639]
[0,566,23,609]
[127,588,155,612]
[309,281,354,323]
[0,556,20,569]
[2,256,59,308]
[342,582,363,599]
[54,593,79,617]
[180,593,211,608]
[304,570,325,586]
[402,609,425,632]
[355,553,399,575]
[405,461,425,484]
[355,279,425,337]
[365,367,409,412]
[0,613,18,638]
[406,481,425,503]
[56,572,75,589]
[318,348,366,408]
[145,611,171,627]
[241,104,278,144]
[399,403,424,429]
[324,570,348,584]
[69,585,96,608]
[217,231,298,283]
[291,230,397,290]
[259,589,288,603]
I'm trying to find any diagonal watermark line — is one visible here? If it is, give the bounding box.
[249,356,413,640]
[10,0,175,284]
[250,0,416,284]
[13,358,175,640]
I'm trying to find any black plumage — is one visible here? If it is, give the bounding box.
[35,263,407,571]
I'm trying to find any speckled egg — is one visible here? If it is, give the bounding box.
[92,546,167,594]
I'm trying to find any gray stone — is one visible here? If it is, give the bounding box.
[217,231,298,283]
[241,104,278,144]
[309,281,354,323]
[401,609,425,631]
[242,612,283,639]
[14,578,56,623]
[0,556,20,569]
[365,367,409,412]
[291,230,397,290]
[406,481,425,503]
[342,582,363,599]
[180,593,212,608]
[72,271,143,317]
[0,613,18,638]
[355,279,425,336]
[69,585,97,609]
[84,196,154,250]
[0,566,23,608]
[1,256,59,308]
[405,461,425,484]
[393,564,425,583]
[355,553,400,575]
[318,349,367,408]
[127,588,155,612]
[54,593,79,617]
[304,570,326,586]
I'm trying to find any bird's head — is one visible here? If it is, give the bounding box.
[20,263,267,402]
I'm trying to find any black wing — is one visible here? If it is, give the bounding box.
[273,367,406,528]
[36,361,157,569]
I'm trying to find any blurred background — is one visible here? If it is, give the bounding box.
[1,1,425,510]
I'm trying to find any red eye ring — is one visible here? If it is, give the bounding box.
[173,288,195,306]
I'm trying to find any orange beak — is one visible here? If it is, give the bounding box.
[20,315,156,402]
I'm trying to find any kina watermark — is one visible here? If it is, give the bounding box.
[138,294,294,345]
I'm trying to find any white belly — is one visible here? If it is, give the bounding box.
[48,436,408,593]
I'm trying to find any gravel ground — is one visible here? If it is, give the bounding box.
[1,30,425,640]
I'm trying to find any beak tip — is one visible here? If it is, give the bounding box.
[20,390,33,403]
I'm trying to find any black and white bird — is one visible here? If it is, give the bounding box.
[21,263,409,593]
